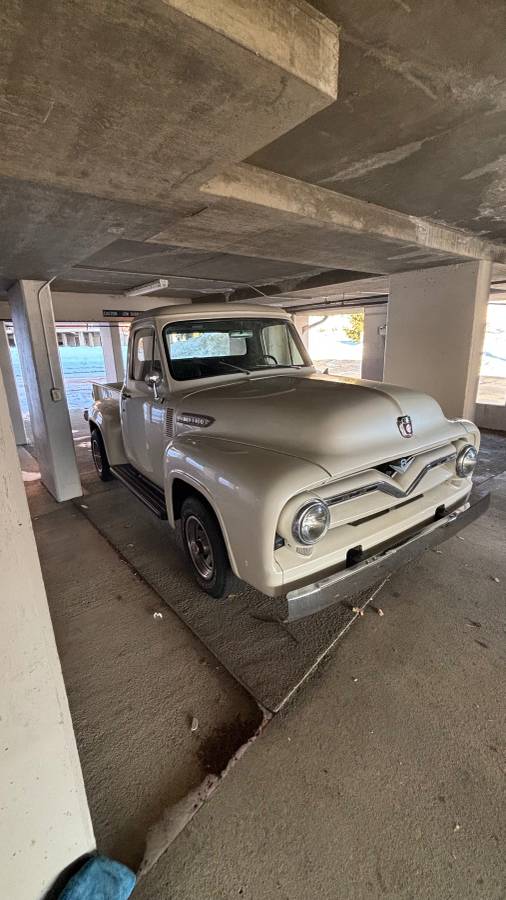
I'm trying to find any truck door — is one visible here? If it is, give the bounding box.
[121,326,156,477]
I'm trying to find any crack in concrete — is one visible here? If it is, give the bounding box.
[463,155,506,222]
[341,33,439,100]
[137,710,270,879]
[319,140,425,183]
[341,32,506,110]
[463,155,506,181]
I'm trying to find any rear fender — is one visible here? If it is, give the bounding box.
[88,400,128,466]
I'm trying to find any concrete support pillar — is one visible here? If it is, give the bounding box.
[0,321,27,445]
[384,261,491,420]
[77,330,85,346]
[361,306,387,382]
[100,325,125,382]
[8,280,82,501]
[0,366,94,898]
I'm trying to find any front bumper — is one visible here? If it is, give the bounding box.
[283,488,490,622]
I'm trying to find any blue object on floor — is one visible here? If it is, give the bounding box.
[59,856,136,900]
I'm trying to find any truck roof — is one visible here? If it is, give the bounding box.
[136,302,291,323]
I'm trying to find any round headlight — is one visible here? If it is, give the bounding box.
[292,500,330,545]
[456,444,478,477]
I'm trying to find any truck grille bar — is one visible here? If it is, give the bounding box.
[327,452,456,507]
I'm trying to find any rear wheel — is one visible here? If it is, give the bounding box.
[180,496,235,598]
[90,428,112,481]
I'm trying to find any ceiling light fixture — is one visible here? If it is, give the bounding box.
[125,278,169,297]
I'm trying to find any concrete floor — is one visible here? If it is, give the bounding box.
[134,473,506,900]
[21,422,506,896]
[77,473,374,713]
[22,440,260,872]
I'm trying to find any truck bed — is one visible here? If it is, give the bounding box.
[91,382,123,402]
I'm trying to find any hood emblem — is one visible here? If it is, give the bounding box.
[177,413,214,427]
[390,456,415,475]
[397,415,414,438]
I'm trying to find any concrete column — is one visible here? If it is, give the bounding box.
[8,280,82,501]
[361,306,387,382]
[384,261,491,420]
[100,325,125,383]
[0,321,27,445]
[0,367,94,899]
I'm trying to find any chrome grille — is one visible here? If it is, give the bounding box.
[327,452,456,507]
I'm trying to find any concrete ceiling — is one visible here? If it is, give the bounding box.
[252,0,506,240]
[1,0,506,309]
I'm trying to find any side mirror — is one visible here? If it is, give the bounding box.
[145,370,162,400]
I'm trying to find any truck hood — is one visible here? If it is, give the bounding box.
[178,373,467,478]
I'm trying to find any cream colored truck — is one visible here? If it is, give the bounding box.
[86,304,489,621]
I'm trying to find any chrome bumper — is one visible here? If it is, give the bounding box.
[283,488,490,622]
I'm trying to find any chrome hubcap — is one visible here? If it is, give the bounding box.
[185,515,214,581]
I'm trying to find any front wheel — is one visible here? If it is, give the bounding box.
[180,496,235,598]
[90,429,112,481]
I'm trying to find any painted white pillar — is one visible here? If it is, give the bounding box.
[384,261,491,419]
[100,325,125,383]
[361,306,387,382]
[0,321,27,445]
[0,367,94,900]
[8,280,82,501]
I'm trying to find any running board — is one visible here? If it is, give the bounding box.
[111,464,167,519]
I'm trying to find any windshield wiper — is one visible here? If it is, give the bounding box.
[196,358,251,375]
[251,363,305,370]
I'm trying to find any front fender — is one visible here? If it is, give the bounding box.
[88,400,128,466]
[165,435,328,595]
[451,418,481,450]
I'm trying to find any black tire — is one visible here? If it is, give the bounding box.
[180,495,235,599]
[90,428,113,481]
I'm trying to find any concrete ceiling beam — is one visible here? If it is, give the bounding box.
[0,293,183,324]
[166,0,339,100]
[0,0,339,283]
[195,164,506,269]
[233,275,391,308]
[58,265,258,295]
[0,0,338,209]
[200,268,378,304]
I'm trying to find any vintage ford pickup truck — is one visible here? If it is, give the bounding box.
[86,303,489,620]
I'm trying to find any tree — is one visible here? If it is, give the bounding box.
[343,311,364,343]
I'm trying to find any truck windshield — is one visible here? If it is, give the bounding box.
[163,317,312,381]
